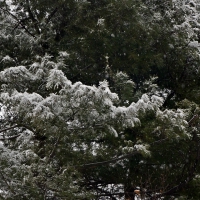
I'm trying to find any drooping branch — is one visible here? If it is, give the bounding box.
[0,124,23,140]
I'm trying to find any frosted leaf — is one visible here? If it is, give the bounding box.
[33,104,54,120]
[127,103,136,114]
[156,108,189,138]
[97,81,118,102]
[125,119,135,128]
[135,99,146,112]
[133,117,141,125]
[40,54,53,68]
[73,81,82,90]
[90,110,99,118]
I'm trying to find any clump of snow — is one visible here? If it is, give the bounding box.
[97,18,105,26]
[189,40,199,48]
[59,51,70,57]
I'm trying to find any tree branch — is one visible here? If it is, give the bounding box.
[0,124,35,140]
[0,169,16,195]
[77,151,139,168]
[26,0,40,34]
[0,134,21,141]
[0,7,36,38]
[46,134,61,163]
[188,114,199,127]
[46,7,58,25]
[151,136,200,199]
[163,90,175,107]
[0,125,19,133]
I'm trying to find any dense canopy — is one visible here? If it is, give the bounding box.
[1,0,200,199]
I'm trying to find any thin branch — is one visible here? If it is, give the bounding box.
[46,134,61,163]
[150,138,169,145]
[0,7,36,38]
[152,139,200,199]
[96,192,123,198]
[0,123,36,140]
[77,151,139,168]
[26,0,40,34]
[0,134,21,141]
[188,114,199,127]
[163,90,175,107]
[0,169,16,195]
[12,17,30,33]
[46,7,58,25]
[0,125,19,133]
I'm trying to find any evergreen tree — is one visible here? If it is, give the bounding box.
[0,0,200,199]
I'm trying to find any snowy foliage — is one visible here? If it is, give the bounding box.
[0,54,192,198]
[0,0,200,199]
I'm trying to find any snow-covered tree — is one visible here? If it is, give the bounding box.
[0,0,200,199]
